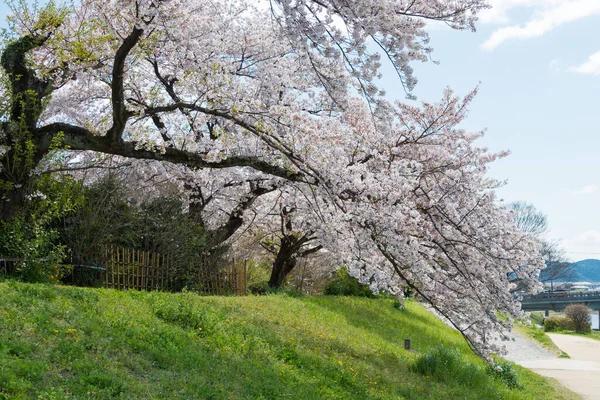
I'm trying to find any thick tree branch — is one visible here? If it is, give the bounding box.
[208,179,286,246]
[35,123,305,182]
[106,26,145,143]
[1,34,53,128]
[298,244,323,258]
[142,103,320,181]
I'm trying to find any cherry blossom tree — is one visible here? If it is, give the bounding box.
[310,92,542,359]
[0,0,547,360]
[0,0,489,218]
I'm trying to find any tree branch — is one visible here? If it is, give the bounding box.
[35,123,305,182]
[106,26,145,143]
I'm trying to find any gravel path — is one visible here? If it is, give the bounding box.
[501,331,557,363]
[503,331,600,399]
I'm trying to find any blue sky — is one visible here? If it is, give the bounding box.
[379,0,600,261]
[1,1,599,260]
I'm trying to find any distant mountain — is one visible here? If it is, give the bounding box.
[543,259,600,283]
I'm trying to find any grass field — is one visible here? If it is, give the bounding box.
[0,280,577,399]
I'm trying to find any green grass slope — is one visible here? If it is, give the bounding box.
[0,281,576,399]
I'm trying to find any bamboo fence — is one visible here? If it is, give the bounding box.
[102,245,247,295]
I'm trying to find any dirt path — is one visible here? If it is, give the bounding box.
[504,332,600,399]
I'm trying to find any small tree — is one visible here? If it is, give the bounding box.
[564,304,592,333]
[540,240,575,290]
[509,202,548,237]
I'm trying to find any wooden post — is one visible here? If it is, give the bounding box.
[117,247,121,290]
[404,338,411,351]
[240,260,247,296]
[111,245,115,289]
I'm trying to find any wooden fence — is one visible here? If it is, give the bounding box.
[103,245,173,291]
[102,245,247,295]
[0,247,247,296]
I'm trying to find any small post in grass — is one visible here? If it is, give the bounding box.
[404,338,411,351]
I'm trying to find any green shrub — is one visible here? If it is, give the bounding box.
[323,267,374,297]
[152,292,222,332]
[409,346,487,387]
[0,175,82,282]
[544,316,575,332]
[59,178,219,291]
[410,346,461,377]
[486,360,522,389]
[57,176,136,265]
[246,260,272,290]
[0,215,67,282]
[248,281,270,295]
[248,281,305,297]
[393,297,405,310]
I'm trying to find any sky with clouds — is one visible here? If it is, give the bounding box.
[0,1,598,261]
[379,0,600,261]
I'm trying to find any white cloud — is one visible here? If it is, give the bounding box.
[568,51,600,75]
[481,0,600,50]
[479,0,563,25]
[573,184,598,195]
[562,230,600,260]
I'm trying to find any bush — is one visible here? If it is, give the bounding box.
[0,175,82,282]
[0,215,68,282]
[544,316,575,332]
[246,260,272,289]
[564,304,592,333]
[136,196,216,291]
[58,177,138,265]
[410,346,461,378]
[409,346,488,387]
[323,267,374,297]
[248,281,305,297]
[59,178,219,291]
[486,360,522,389]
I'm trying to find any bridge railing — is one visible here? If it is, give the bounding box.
[521,291,600,301]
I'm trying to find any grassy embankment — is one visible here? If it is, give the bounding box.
[0,280,577,399]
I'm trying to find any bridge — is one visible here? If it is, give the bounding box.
[521,291,600,312]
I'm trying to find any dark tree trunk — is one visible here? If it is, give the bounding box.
[268,236,298,288]
[267,235,322,288]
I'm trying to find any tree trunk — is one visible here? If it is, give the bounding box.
[268,257,297,288]
[268,236,298,288]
